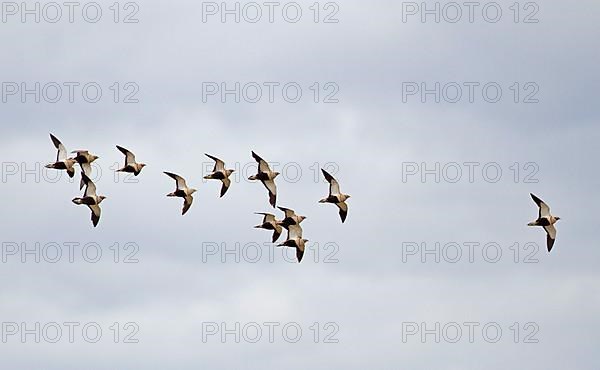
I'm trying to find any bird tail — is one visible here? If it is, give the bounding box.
[318,198,327,203]
[167,192,176,197]
[72,198,83,205]
[248,175,257,180]
[45,163,55,169]
[527,221,537,226]
[203,175,212,180]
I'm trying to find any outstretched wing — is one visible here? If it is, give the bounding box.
[220,178,230,197]
[544,224,556,252]
[182,195,194,215]
[205,153,225,172]
[262,179,277,207]
[81,172,97,197]
[164,172,187,190]
[337,202,348,223]
[49,133,67,161]
[277,206,295,218]
[252,151,271,173]
[322,169,341,195]
[530,193,550,218]
[116,145,136,165]
[255,212,275,223]
[88,204,101,227]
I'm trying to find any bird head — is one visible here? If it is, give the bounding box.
[140,163,147,168]
[300,216,307,222]
[93,155,100,161]
[555,216,561,221]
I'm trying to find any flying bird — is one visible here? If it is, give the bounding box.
[277,206,306,229]
[319,169,351,223]
[116,145,146,176]
[278,224,308,263]
[203,153,235,197]
[71,150,99,190]
[45,133,77,178]
[254,212,283,243]
[528,193,561,252]
[72,172,106,227]
[248,151,279,207]
[164,172,196,215]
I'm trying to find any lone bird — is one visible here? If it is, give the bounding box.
[164,172,196,215]
[71,150,99,190]
[528,193,561,252]
[45,133,77,178]
[277,206,306,229]
[319,169,350,223]
[254,212,283,243]
[278,224,308,263]
[116,145,146,176]
[203,153,234,197]
[72,172,106,227]
[248,151,279,208]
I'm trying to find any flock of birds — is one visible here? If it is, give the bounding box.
[45,134,351,262]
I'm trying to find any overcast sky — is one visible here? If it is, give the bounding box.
[1,0,599,368]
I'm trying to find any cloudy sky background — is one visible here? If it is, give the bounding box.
[1,0,599,368]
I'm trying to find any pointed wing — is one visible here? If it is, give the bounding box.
[256,212,276,223]
[261,179,277,207]
[205,153,225,172]
[49,133,67,161]
[182,195,194,215]
[296,246,304,263]
[88,204,101,227]
[322,169,341,195]
[544,224,556,252]
[79,162,92,190]
[277,206,295,218]
[272,227,282,243]
[530,193,550,218]
[337,202,348,223]
[81,172,97,197]
[252,151,271,173]
[164,172,187,190]
[220,178,230,198]
[116,145,136,165]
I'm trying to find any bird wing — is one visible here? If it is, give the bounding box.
[322,169,341,195]
[116,145,136,165]
[220,178,231,198]
[252,151,271,173]
[255,212,275,223]
[205,153,225,172]
[164,172,187,190]
[296,246,304,263]
[261,179,277,207]
[530,193,550,218]
[277,206,295,218]
[88,204,101,227]
[81,172,97,197]
[544,224,556,252]
[337,202,348,223]
[182,195,194,215]
[50,133,67,161]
